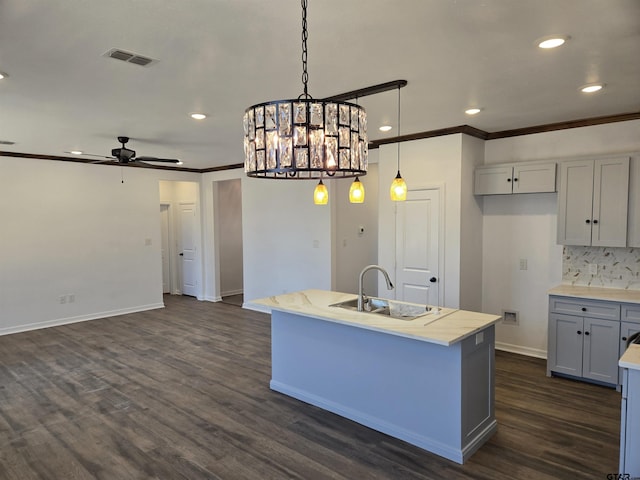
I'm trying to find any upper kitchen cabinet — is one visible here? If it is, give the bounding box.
[474,162,556,195]
[628,157,640,247]
[557,156,630,246]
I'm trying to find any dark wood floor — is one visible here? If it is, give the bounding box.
[0,295,621,479]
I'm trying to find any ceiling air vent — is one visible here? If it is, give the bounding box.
[0,140,16,145]
[103,48,157,67]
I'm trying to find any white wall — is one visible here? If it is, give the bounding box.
[216,179,243,296]
[241,176,333,306]
[459,135,485,311]
[333,162,380,296]
[482,194,562,357]
[0,158,200,335]
[481,120,640,357]
[378,134,465,308]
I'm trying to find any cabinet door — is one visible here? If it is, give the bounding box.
[548,313,583,376]
[557,159,594,245]
[628,157,640,247]
[582,317,620,384]
[619,322,640,385]
[592,157,629,247]
[474,166,513,195]
[513,162,556,193]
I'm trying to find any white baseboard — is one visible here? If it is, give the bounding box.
[204,295,223,302]
[243,302,271,314]
[221,289,243,297]
[496,341,547,359]
[0,303,165,337]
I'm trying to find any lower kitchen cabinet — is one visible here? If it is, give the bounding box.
[548,313,620,385]
[620,322,640,385]
[619,361,640,476]
[548,290,640,389]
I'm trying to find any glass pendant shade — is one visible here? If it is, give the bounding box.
[314,179,329,205]
[244,100,367,179]
[349,177,365,203]
[390,171,407,201]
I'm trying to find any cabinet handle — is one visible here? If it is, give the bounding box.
[585,219,591,224]
[513,178,518,182]
[577,330,582,335]
[581,307,587,312]
[585,331,590,336]
[593,219,598,224]
[623,336,628,341]
[507,178,512,182]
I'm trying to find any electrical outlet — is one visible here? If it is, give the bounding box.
[59,295,67,304]
[68,294,75,303]
[588,263,598,275]
[519,258,528,271]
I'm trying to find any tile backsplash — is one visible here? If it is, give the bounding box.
[563,246,640,289]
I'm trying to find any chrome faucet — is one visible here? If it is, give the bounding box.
[358,265,394,312]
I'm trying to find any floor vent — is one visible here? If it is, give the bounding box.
[103,48,157,67]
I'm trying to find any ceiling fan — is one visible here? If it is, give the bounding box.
[80,136,181,165]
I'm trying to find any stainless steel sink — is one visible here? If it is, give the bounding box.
[330,297,432,320]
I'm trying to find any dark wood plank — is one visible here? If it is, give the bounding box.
[0,295,622,479]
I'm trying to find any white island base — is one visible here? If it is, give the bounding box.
[270,308,497,464]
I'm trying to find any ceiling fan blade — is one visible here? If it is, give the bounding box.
[64,151,114,159]
[90,159,117,164]
[135,156,180,163]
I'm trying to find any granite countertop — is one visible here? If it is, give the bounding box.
[620,344,640,370]
[549,285,640,304]
[249,289,501,347]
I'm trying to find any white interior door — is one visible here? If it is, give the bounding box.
[160,204,171,293]
[179,202,198,297]
[395,188,440,306]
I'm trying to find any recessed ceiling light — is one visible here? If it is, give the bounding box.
[465,108,482,115]
[379,125,392,132]
[190,113,207,120]
[581,84,603,93]
[0,71,8,80]
[538,36,568,49]
[70,150,83,155]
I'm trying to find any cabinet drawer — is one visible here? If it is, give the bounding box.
[549,296,620,320]
[623,304,640,324]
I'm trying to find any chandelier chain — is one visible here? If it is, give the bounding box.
[301,0,309,98]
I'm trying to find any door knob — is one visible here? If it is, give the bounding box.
[179,252,184,256]
[429,277,437,283]
[584,331,590,336]
[577,330,582,335]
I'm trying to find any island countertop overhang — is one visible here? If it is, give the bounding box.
[250,289,501,346]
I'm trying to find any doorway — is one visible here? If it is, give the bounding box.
[395,187,441,306]
[160,204,172,293]
[214,179,244,306]
[158,180,202,298]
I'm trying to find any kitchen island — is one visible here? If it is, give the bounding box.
[251,290,501,464]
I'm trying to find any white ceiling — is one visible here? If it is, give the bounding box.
[1,0,639,171]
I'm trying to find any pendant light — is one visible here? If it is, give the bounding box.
[243,0,368,184]
[349,177,365,203]
[313,179,328,205]
[390,85,407,202]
